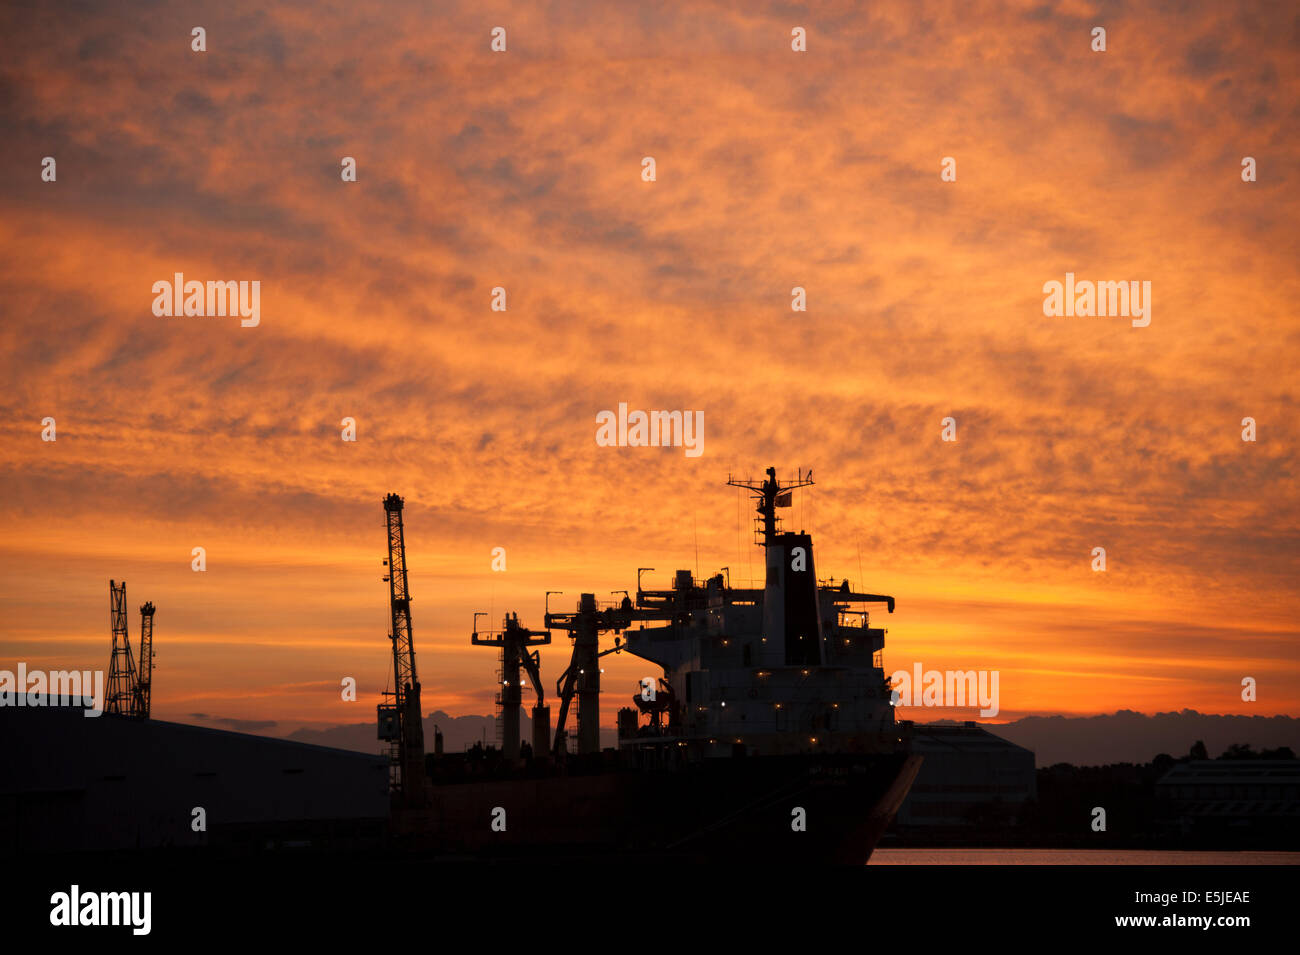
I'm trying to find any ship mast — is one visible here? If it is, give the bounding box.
[727,466,813,550]
[727,467,816,667]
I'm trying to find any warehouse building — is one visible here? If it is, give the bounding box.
[0,704,389,854]
[1156,759,1300,839]
[895,721,1037,828]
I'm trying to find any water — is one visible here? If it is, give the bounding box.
[870,849,1300,865]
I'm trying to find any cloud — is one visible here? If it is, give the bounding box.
[0,0,1296,726]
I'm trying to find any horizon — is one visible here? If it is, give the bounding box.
[197,705,1300,770]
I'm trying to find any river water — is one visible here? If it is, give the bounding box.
[870,849,1300,865]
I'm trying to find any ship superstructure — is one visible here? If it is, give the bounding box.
[617,467,901,757]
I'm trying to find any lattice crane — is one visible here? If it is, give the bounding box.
[377,494,428,805]
[106,582,157,719]
[105,580,136,716]
[135,601,155,718]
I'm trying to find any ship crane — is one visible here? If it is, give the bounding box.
[470,612,551,761]
[631,677,676,734]
[545,592,638,758]
[376,493,429,806]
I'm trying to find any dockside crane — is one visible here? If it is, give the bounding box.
[377,494,429,805]
[105,580,136,716]
[134,602,155,719]
[106,582,158,719]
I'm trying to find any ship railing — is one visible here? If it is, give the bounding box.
[549,596,630,615]
[561,597,627,613]
[640,573,736,594]
[689,718,860,736]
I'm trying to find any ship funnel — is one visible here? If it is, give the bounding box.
[727,466,818,667]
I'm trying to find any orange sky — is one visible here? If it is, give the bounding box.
[1,0,1297,736]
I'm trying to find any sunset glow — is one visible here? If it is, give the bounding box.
[2,0,1297,739]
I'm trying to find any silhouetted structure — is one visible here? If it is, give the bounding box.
[394,468,921,862]
[105,581,158,719]
[135,601,155,718]
[377,494,427,805]
[895,722,1036,827]
[470,611,551,761]
[1,706,387,853]
[105,580,136,717]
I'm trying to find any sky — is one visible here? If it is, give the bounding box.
[1,0,1297,739]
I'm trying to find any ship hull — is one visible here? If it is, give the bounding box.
[397,752,922,863]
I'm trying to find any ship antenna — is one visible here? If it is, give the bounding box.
[726,466,814,549]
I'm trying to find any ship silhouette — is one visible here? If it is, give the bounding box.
[389,467,922,863]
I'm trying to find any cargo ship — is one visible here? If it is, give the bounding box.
[386,468,922,863]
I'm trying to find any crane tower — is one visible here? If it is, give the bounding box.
[377,494,428,804]
[135,602,156,719]
[471,612,551,761]
[105,580,137,716]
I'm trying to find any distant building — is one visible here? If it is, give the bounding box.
[1156,760,1300,837]
[0,706,389,854]
[896,722,1036,827]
